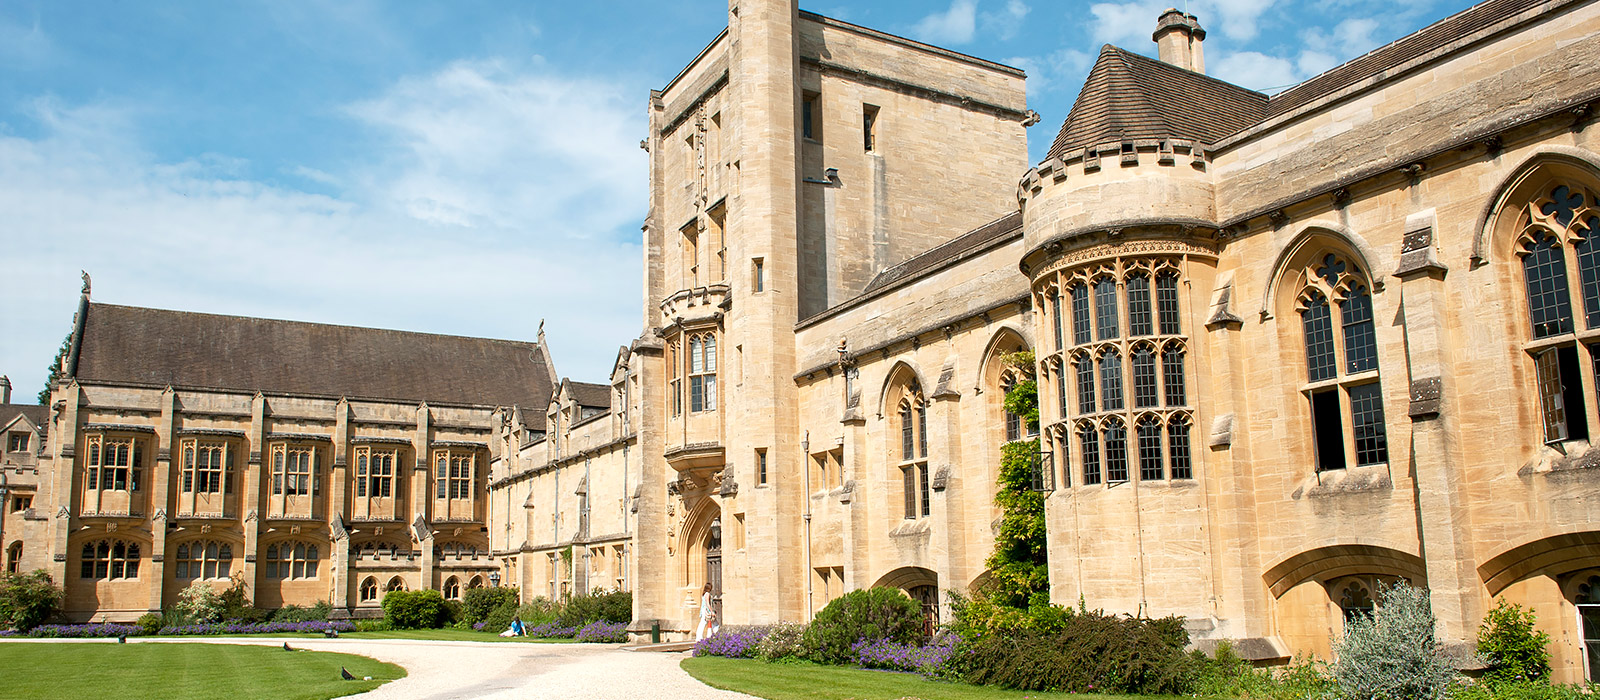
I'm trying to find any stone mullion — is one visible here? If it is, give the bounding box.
[146,389,176,614]
[240,392,266,606]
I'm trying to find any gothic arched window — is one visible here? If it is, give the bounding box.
[1515,182,1600,444]
[1297,253,1388,471]
[894,380,930,520]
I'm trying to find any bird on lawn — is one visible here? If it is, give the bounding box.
[282,642,293,651]
[340,667,357,681]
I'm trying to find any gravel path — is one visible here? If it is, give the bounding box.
[8,637,755,700]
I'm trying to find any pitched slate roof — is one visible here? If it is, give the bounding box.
[1267,0,1551,117]
[2,404,49,434]
[1046,46,1266,160]
[72,303,554,411]
[863,211,1024,295]
[569,381,612,409]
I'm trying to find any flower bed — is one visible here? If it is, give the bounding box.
[158,620,356,636]
[693,626,771,658]
[851,635,959,676]
[526,622,578,638]
[575,620,628,643]
[3,623,145,638]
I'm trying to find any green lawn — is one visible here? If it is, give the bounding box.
[0,642,404,700]
[680,656,1176,700]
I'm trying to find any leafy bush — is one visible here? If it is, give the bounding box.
[136,612,164,636]
[755,622,808,661]
[559,589,632,626]
[852,634,960,676]
[382,589,447,629]
[353,619,391,632]
[462,587,519,625]
[441,599,463,626]
[1478,599,1552,685]
[481,597,520,633]
[175,580,225,624]
[217,575,266,623]
[517,597,560,626]
[801,587,925,664]
[575,620,629,643]
[0,569,63,631]
[694,626,770,658]
[948,608,1198,695]
[270,601,331,623]
[14,622,142,638]
[1192,643,1336,700]
[1452,679,1600,700]
[1331,581,1456,700]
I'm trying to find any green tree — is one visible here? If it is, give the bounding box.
[38,332,72,405]
[981,351,1049,615]
[1478,598,1552,685]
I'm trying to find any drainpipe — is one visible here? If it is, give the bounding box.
[802,431,813,619]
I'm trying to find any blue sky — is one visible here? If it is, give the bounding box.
[0,0,1471,403]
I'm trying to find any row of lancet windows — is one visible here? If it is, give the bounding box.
[75,539,482,581]
[82,435,481,500]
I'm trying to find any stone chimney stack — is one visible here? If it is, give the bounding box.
[1153,9,1206,74]
[0,375,10,404]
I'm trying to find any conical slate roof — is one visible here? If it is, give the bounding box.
[1046,45,1267,160]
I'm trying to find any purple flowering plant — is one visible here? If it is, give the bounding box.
[575,620,629,643]
[21,623,143,638]
[158,620,356,636]
[693,626,771,658]
[851,634,961,677]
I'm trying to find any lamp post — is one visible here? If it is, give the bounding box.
[489,571,501,588]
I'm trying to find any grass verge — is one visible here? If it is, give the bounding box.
[680,656,1173,700]
[0,642,403,700]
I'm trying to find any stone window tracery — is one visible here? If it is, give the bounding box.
[895,381,930,520]
[180,439,233,494]
[84,434,142,492]
[175,540,233,579]
[668,340,682,417]
[360,576,379,603]
[1297,253,1388,471]
[265,542,320,580]
[1052,257,1193,486]
[271,443,320,497]
[688,332,718,413]
[354,446,396,499]
[434,449,476,502]
[80,539,140,580]
[1514,182,1600,444]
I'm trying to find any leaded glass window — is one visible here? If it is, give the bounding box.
[1052,292,1064,350]
[1163,346,1186,406]
[1076,357,1096,414]
[1341,286,1377,374]
[1104,418,1128,482]
[1137,416,1163,481]
[1080,423,1101,485]
[1127,274,1152,336]
[1132,346,1158,408]
[1523,235,1574,338]
[1515,184,1600,446]
[1071,284,1092,345]
[1168,416,1192,479]
[1094,278,1119,341]
[1157,271,1181,335]
[1100,350,1123,411]
[1302,292,1337,382]
[1348,383,1389,466]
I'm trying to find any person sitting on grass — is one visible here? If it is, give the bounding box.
[499,615,526,637]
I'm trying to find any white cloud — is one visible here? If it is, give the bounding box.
[1210,51,1300,92]
[1198,0,1276,40]
[979,0,1031,42]
[1006,48,1093,96]
[1088,1,1164,47]
[0,12,56,69]
[0,62,647,403]
[911,0,978,46]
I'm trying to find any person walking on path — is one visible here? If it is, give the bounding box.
[694,583,716,641]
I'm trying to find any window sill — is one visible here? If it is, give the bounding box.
[1292,464,1392,499]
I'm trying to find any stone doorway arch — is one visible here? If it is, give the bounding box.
[682,499,723,624]
[873,566,940,634]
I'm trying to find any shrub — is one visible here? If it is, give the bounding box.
[353,619,391,632]
[1192,644,1337,700]
[175,580,225,624]
[158,620,355,635]
[382,589,447,629]
[1452,679,1600,700]
[575,620,629,643]
[694,626,770,658]
[1331,581,1456,700]
[526,621,578,638]
[517,597,560,626]
[1478,599,1552,685]
[558,589,632,625]
[441,599,464,626]
[217,575,266,623]
[270,601,331,623]
[0,569,63,631]
[948,609,1198,695]
[21,622,142,638]
[136,612,163,636]
[755,622,808,661]
[801,587,925,664]
[481,597,519,633]
[462,587,519,624]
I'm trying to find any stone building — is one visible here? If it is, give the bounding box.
[11,0,1600,683]
[3,377,51,576]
